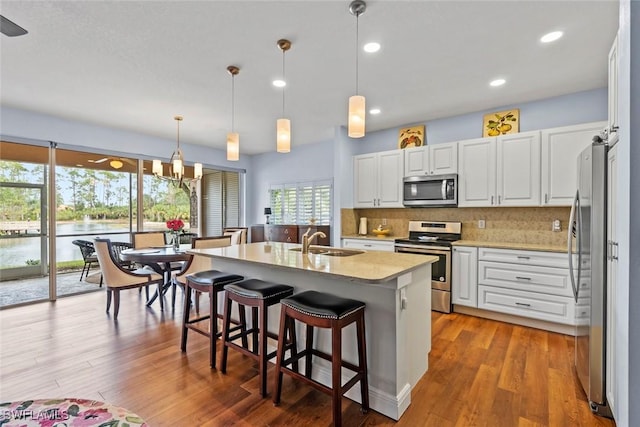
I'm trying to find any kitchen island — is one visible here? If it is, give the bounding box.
[189,242,436,420]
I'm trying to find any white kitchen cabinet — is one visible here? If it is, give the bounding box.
[606,143,618,418]
[458,131,540,207]
[342,238,395,252]
[608,31,619,144]
[541,121,607,206]
[458,137,496,206]
[452,246,478,308]
[404,141,458,177]
[353,150,403,208]
[476,247,578,325]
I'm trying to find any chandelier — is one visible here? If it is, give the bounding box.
[152,115,203,185]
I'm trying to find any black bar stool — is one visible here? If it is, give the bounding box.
[180,270,244,368]
[273,290,369,427]
[220,279,295,397]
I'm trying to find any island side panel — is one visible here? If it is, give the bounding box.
[207,256,426,420]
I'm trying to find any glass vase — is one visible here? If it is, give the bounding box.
[172,232,181,250]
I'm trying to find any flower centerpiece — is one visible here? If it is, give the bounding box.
[166,218,184,250]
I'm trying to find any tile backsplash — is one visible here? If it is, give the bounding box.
[341,206,571,247]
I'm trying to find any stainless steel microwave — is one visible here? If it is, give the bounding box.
[403,174,458,207]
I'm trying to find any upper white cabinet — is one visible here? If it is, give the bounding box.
[404,141,458,177]
[541,121,607,206]
[353,150,404,208]
[608,32,619,144]
[458,131,540,207]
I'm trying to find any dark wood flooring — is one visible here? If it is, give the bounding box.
[0,290,616,426]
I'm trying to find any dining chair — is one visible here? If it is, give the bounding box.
[173,235,232,309]
[94,238,164,320]
[132,231,166,249]
[72,240,100,284]
[222,227,248,245]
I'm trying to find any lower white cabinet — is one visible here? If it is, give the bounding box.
[477,248,578,325]
[477,285,576,324]
[341,238,395,252]
[452,246,478,307]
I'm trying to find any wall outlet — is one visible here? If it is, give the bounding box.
[382,218,387,226]
[552,219,561,232]
[478,219,486,229]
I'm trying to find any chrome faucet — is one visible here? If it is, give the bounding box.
[301,227,327,254]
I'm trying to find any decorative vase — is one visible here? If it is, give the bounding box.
[172,232,181,250]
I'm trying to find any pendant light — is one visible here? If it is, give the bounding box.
[276,39,292,153]
[152,116,203,185]
[348,0,366,138]
[226,65,240,161]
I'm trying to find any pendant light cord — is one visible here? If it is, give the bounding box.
[282,49,286,116]
[231,73,235,132]
[176,119,180,149]
[355,13,359,95]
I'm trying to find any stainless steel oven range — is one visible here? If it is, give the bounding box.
[394,221,461,313]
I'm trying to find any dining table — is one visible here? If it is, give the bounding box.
[120,246,192,310]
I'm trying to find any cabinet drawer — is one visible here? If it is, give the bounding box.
[478,247,570,268]
[266,226,298,243]
[478,261,575,297]
[478,285,575,325]
[342,239,395,252]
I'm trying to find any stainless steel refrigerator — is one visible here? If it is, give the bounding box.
[568,137,612,418]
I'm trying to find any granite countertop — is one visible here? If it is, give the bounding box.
[452,240,567,253]
[189,242,436,283]
[340,234,402,242]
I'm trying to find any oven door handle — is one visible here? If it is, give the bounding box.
[395,246,450,255]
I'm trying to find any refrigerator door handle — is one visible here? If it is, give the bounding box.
[568,190,579,302]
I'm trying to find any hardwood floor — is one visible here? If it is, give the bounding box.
[0,291,616,426]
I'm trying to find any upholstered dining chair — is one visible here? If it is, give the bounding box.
[132,231,166,249]
[173,235,232,309]
[222,227,248,245]
[94,238,164,320]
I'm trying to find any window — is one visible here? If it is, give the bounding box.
[202,170,241,236]
[269,180,332,225]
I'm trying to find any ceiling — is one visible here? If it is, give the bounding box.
[0,1,618,156]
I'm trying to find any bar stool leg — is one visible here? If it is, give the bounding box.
[259,299,268,397]
[220,293,232,374]
[273,307,288,406]
[357,313,369,412]
[305,324,314,378]
[209,285,217,368]
[331,320,342,427]
[252,306,259,352]
[180,283,191,351]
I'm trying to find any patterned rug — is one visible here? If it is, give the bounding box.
[0,398,147,426]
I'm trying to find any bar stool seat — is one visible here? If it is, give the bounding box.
[273,290,369,427]
[220,279,294,397]
[180,270,244,368]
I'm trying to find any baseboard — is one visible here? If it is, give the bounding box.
[453,305,577,336]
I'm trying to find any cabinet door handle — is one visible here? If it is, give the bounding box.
[284,229,289,234]
[516,276,532,281]
[515,302,531,307]
[517,256,530,260]
[364,244,372,248]
[498,195,501,205]
[491,195,494,205]
[544,193,548,204]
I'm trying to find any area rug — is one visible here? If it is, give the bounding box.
[0,398,147,427]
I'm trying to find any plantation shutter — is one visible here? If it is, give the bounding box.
[314,180,332,225]
[224,171,240,227]
[202,171,223,236]
[268,179,332,226]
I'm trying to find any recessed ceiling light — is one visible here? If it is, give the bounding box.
[490,79,506,87]
[369,108,381,115]
[540,31,563,43]
[363,42,380,53]
[272,79,286,88]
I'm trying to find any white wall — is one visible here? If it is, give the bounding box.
[351,88,607,156]
[0,106,250,172]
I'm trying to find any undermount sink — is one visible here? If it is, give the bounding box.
[288,247,364,257]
